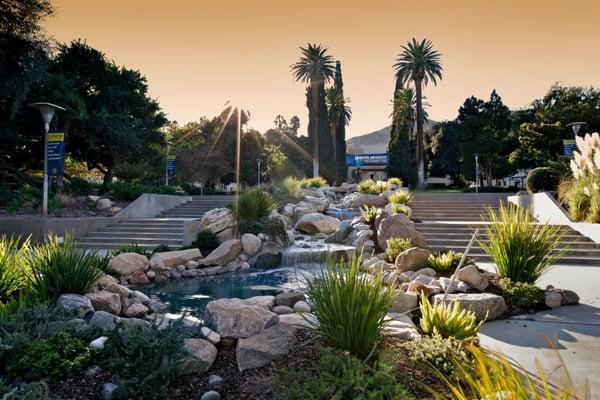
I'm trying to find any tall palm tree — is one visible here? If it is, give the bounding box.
[326,85,352,184]
[291,44,335,177]
[394,38,442,190]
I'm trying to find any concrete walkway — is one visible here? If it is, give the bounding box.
[477,262,600,398]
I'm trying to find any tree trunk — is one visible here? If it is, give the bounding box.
[330,123,337,185]
[414,78,426,190]
[310,81,319,178]
[103,169,114,186]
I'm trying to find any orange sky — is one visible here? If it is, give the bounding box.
[44,0,600,138]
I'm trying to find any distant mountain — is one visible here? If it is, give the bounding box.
[347,120,438,153]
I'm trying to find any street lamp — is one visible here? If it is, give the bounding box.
[474,153,480,194]
[165,141,173,186]
[567,122,586,138]
[257,158,262,188]
[29,102,66,217]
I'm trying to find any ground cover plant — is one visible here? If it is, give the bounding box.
[0,236,31,313]
[391,203,411,217]
[385,237,413,262]
[190,229,220,255]
[387,177,403,186]
[419,296,483,340]
[360,205,378,224]
[387,190,412,205]
[428,250,461,273]
[298,176,327,188]
[497,278,545,309]
[274,176,300,202]
[356,179,390,194]
[111,243,151,257]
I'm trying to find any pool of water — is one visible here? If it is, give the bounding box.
[138,265,322,319]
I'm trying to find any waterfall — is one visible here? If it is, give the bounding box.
[281,238,356,268]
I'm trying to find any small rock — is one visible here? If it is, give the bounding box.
[85,291,121,315]
[438,277,470,293]
[89,311,119,330]
[180,339,218,374]
[97,198,113,210]
[432,293,507,321]
[89,336,108,350]
[275,291,306,308]
[131,290,151,304]
[395,248,432,273]
[391,291,419,313]
[293,301,311,313]
[241,233,262,256]
[146,270,156,280]
[102,383,119,400]
[243,295,275,310]
[84,365,102,377]
[456,265,489,291]
[123,303,149,318]
[204,298,279,339]
[414,267,437,277]
[545,291,562,308]
[57,294,94,318]
[236,324,296,372]
[200,391,221,400]
[272,305,294,315]
[201,327,221,346]
[208,374,223,387]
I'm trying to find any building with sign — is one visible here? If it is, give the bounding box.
[345,153,389,182]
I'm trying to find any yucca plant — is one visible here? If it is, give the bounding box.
[230,190,277,224]
[419,296,483,340]
[428,250,456,272]
[386,177,403,187]
[304,252,396,358]
[480,204,566,284]
[28,235,108,303]
[0,236,32,312]
[385,237,413,262]
[387,190,412,205]
[360,205,378,224]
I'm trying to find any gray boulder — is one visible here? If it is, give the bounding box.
[180,338,218,374]
[241,233,262,256]
[391,291,419,314]
[204,298,279,338]
[394,248,432,272]
[275,291,306,308]
[89,311,119,330]
[295,213,340,234]
[107,252,149,277]
[247,241,282,268]
[456,265,489,291]
[325,220,353,243]
[57,293,94,318]
[340,193,387,208]
[236,324,296,372]
[432,293,507,321]
[376,214,427,250]
[200,239,242,266]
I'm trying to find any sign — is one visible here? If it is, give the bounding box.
[563,139,576,157]
[167,155,176,176]
[345,153,388,167]
[47,132,64,176]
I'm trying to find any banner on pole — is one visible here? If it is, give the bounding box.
[563,139,576,157]
[167,155,176,176]
[47,132,64,176]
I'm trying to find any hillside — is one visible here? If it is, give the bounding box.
[347,120,439,152]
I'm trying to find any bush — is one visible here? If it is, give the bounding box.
[54,193,77,208]
[428,250,458,272]
[481,204,566,284]
[65,177,95,195]
[360,205,378,224]
[151,244,171,254]
[280,347,415,400]
[99,322,184,399]
[111,243,151,258]
[357,179,376,193]
[191,229,219,255]
[230,190,277,223]
[385,237,413,262]
[305,253,395,358]
[274,176,300,202]
[526,167,559,193]
[391,203,411,217]
[113,161,147,183]
[419,296,483,340]
[298,176,327,188]
[387,190,412,205]
[0,381,50,400]
[0,236,31,313]
[498,278,544,309]
[28,235,108,303]
[561,175,600,223]
[387,177,403,187]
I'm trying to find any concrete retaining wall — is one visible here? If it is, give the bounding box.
[114,193,191,221]
[0,217,113,242]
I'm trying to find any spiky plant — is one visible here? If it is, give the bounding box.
[387,190,412,205]
[419,296,483,340]
[360,205,378,224]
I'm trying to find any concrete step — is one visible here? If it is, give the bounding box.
[426,238,600,249]
[86,231,183,239]
[420,233,593,243]
[100,227,183,234]
[76,242,182,250]
[81,236,183,245]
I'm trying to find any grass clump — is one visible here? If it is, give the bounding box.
[230,190,277,222]
[357,179,390,195]
[498,278,544,309]
[387,177,403,187]
[191,229,220,255]
[0,236,32,313]
[274,176,300,201]
[387,190,412,205]
[391,203,411,217]
[111,243,151,258]
[385,237,413,262]
[298,176,327,188]
[480,204,566,284]
[419,296,483,340]
[360,205,378,224]
[305,253,395,358]
[428,250,461,273]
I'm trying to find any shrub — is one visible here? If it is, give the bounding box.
[66,177,93,195]
[298,176,327,188]
[360,205,378,224]
[261,216,289,246]
[191,229,219,255]
[111,243,151,258]
[419,296,483,340]
[280,347,415,400]
[481,204,566,284]
[305,253,395,358]
[151,244,171,254]
[391,203,411,217]
[387,177,403,187]
[99,322,184,399]
[526,167,559,193]
[357,178,376,193]
[428,250,458,272]
[113,161,147,183]
[54,193,77,208]
[387,190,412,205]
[230,190,277,223]
[385,237,413,262]
[28,235,108,303]
[0,381,50,400]
[498,278,544,309]
[274,176,300,201]
[0,236,31,312]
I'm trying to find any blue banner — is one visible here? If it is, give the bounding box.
[345,153,388,167]
[47,132,64,176]
[563,139,576,157]
[167,156,176,176]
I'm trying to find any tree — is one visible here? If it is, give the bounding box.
[429,120,461,182]
[291,44,335,178]
[534,84,600,134]
[388,84,417,186]
[326,61,351,184]
[394,38,443,190]
[508,122,563,169]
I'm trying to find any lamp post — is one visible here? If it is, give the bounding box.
[257,158,262,188]
[474,153,480,194]
[567,122,586,138]
[165,141,173,186]
[29,102,65,217]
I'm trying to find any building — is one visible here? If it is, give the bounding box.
[346,153,389,182]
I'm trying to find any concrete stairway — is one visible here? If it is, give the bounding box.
[76,196,233,250]
[410,192,506,221]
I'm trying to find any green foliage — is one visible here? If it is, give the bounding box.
[390,203,411,217]
[298,176,327,188]
[6,331,92,380]
[113,161,148,183]
[385,237,413,262]
[388,83,418,188]
[356,179,390,194]
[99,322,184,400]
[357,179,376,193]
[561,175,600,223]
[387,177,403,186]
[191,229,219,255]
[360,205,378,224]
[387,190,412,205]
[305,253,395,358]
[111,243,151,258]
[419,296,483,340]
[238,217,289,247]
[274,176,300,201]
[281,347,415,400]
[151,244,171,254]
[107,182,178,201]
[526,167,559,193]
[230,190,277,223]
[0,236,31,312]
[498,278,544,309]
[65,177,99,195]
[28,235,107,303]
[481,204,566,283]
[428,250,459,272]
[0,381,50,400]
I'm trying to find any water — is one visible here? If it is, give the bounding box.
[281,237,355,267]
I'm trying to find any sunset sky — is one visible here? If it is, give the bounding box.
[45,0,600,138]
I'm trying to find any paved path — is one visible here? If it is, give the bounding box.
[477,262,600,398]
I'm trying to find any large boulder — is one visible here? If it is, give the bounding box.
[340,193,387,209]
[247,241,282,268]
[394,248,432,272]
[204,298,279,338]
[391,291,419,314]
[85,291,122,315]
[200,239,242,266]
[376,214,427,250]
[456,265,489,291]
[325,220,353,243]
[57,294,94,318]
[236,324,297,372]
[107,253,149,277]
[243,295,275,310]
[200,208,236,235]
[241,233,262,256]
[432,293,507,321]
[149,249,202,270]
[295,213,340,235]
[180,338,218,374]
[304,196,329,212]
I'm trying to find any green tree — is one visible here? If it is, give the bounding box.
[291,43,335,178]
[394,38,443,190]
[429,120,461,183]
[388,84,417,186]
[326,61,351,184]
[534,84,600,134]
[508,122,563,169]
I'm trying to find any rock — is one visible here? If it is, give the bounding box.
[438,277,470,293]
[236,324,297,372]
[57,294,94,318]
[89,311,119,330]
[102,383,119,400]
[200,239,242,266]
[185,260,200,269]
[340,193,387,208]
[368,260,392,275]
[204,298,279,338]
[278,313,318,329]
[201,327,221,346]
[377,214,424,247]
[131,290,151,304]
[200,391,221,400]
[47,318,91,337]
[97,198,113,210]
[123,303,149,318]
[456,265,489,291]
[412,274,435,285]
[241,233,262,256]
[119,317,152,331]
[275,291,306,308]
[216,228,234,243]
[297,187,326,198]
[383,313,421,340]
[95,274,119,289]
[273,305,294,315]
[247,241,282,268]
[89,336,108,350]
[432,293,507,321]
[86,195,100,203]
[104,283,131,301]
[243,295,275,310]
[391,291,419,313]
[150,249,203,270]
[560,289,580,305]
[85,291,121,315]
[325,220,353,243]
[545,291,562,308]
[353,229,373,248]
[398,271,415,283]
[146,270,156,280]
[108,253,149,277]
[295,213,340,234]
[394,248,432,272]
[293,300,311,313]
[127,270,150,284]
[208,375,223,387]
[180,338,218,374]
[85,365,102,377]
[200,208,236,234]
[414,267,437,277]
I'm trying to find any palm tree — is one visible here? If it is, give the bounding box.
[291,44,335,177]
[326,85,352,184]
[394,38,442,190]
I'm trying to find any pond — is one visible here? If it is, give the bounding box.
[138,265,322,319]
